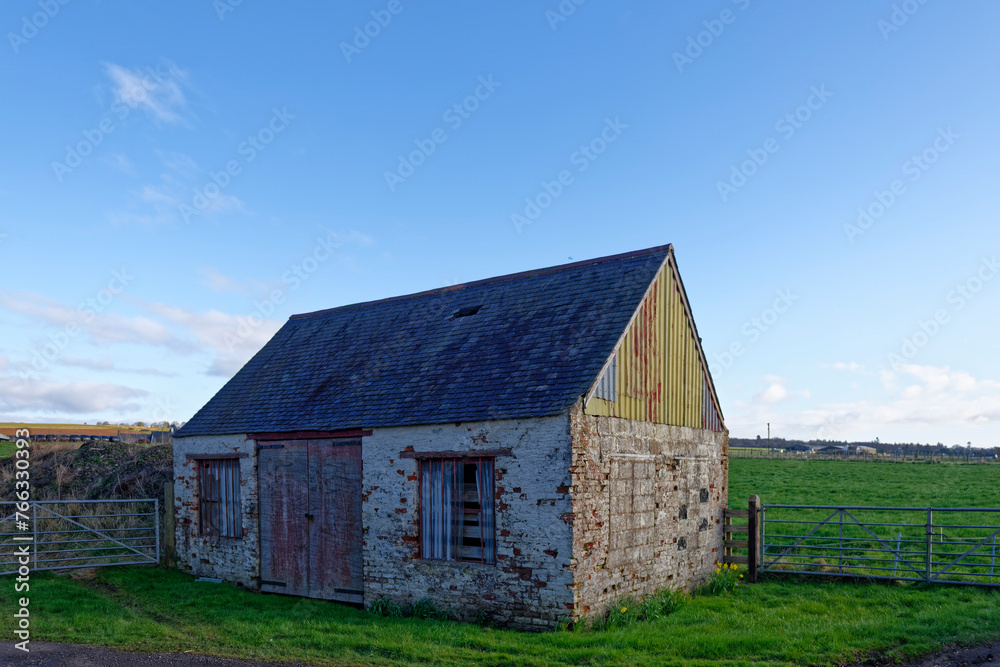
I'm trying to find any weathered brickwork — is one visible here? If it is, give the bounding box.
[361,415,575,630]
[172,434,258,587]
[568,403,728,619]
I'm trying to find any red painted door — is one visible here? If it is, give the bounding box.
[258,438,363,603]
[308,439,364,603]
[258,441,309,597]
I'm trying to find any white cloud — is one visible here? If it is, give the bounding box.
[749,375,811,405]
[105,62,189,125]
[106,156,246,226]
[728,364,1000,442]
[0,290,185,351]
[0,376,148,414]
[59,356,176,377]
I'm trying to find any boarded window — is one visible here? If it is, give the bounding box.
[420,457,494,564]
[198,458,242,538]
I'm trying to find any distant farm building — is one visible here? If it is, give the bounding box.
[172,244,728,629]
[787,444,813,453]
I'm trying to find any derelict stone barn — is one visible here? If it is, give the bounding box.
[172,244,728,629]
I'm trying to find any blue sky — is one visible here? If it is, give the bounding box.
[1,1,998,446]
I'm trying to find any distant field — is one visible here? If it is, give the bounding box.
[729,457,1000,508]
[0,422,154,433]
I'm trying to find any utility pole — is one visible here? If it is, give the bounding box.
[767,423,770,451]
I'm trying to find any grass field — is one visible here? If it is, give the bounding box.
[1,458,999,666]
[728,458,1000,508]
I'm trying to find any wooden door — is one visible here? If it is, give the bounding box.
[258,438,363,603]
[258,441,310,597]
[308,439,363,603]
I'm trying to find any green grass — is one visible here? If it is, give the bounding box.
[728,458,1000,508]
[1,459,999,666]
[0,440,15,458]
[3,568,1000,666]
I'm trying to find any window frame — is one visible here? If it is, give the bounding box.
[418,456,495,564]
[197,457,243,539]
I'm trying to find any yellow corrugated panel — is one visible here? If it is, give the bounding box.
[584,255,716,430]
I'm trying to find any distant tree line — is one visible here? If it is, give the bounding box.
[730,436,999,459]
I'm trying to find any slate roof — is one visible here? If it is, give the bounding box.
[176,244,672,437]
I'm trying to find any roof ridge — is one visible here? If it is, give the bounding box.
[289,243,672,321]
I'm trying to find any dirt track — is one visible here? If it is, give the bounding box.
[0,642,317,667]
[2,639,998,666]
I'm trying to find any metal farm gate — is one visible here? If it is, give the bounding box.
[0,499,159,574]
[725,498,1000,587]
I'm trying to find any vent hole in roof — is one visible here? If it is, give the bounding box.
[452,305,483,319]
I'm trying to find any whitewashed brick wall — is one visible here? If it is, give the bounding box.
[172,434,258,587]
[361,414,575,630]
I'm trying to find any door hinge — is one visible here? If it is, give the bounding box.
[259,579,286,587]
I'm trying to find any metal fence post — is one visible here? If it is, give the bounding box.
[838,509,844,574]
[925,508,933,582]
[748,495,760,583]
[154,498,160,566]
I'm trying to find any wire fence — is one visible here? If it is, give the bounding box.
[0,499,158,574]
[761,504,1000,586]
